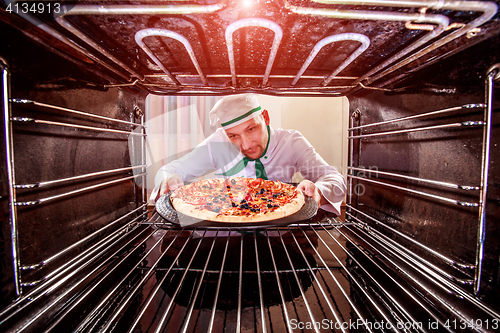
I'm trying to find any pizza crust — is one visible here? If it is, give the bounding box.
[171,179,305,223]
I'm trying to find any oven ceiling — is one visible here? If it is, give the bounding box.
[2,0,500,96]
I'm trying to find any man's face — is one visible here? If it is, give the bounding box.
[224,111,270,160]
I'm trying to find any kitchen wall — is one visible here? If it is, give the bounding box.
[258,95,349,180]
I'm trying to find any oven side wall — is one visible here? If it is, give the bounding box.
[348,84,500,310]
[0,18,147,309]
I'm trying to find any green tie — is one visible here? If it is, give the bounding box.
[217,126,270,180]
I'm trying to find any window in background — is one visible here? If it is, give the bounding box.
[144,95,222,201]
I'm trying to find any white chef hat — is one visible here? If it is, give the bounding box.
[209,94,263,129]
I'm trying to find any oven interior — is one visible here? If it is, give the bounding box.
[1,1,500,332]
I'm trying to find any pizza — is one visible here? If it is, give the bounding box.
[170,177,305,222]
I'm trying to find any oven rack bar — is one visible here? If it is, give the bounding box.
[349,104,485,132]
[14,165,146,189]
[14,173,146,206]
[348,174,479,207]
[16,224,157,333]
[346,212,474,285]
[475,64,498,295]
[133,227,362,333]
[10,117,146,136]
[0,213,151,326]
[349,166,480,191]
[348,120,483,140]
[47,227,170,333]
[346,204,475,271]
[286,0,493,88]
[35,1,493,94]
[341,223,500,321]
[10,99,145,129]
[20,210,149,288]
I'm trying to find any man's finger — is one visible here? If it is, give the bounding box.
[167,175,184,191]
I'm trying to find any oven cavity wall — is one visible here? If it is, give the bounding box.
[347,74,500,314]
[0,18,147,314]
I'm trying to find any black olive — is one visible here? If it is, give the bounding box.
[240,199,247,203]
[267,204,273,208]
[231,202,238,207]
[231,179,236,185]
[213,207,220,213]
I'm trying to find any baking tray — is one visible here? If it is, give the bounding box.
[155,191,318,229]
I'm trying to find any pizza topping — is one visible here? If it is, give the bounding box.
[171,177,304,221]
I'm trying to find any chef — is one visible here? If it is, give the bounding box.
[151,93,347,215]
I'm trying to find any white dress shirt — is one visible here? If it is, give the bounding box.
[151,126,346,215]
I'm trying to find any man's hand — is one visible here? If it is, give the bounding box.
[297,180,327,208]
[157,174,184,199]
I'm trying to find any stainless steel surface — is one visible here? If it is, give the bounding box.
[474,64,498,295]
[349,166,480,191]
[1,57,21,297]
[155,190,318,228]
[14,174,146,206]
[3,0,497,95]
[11,116,146,136]
[1,0,500,331]
[347,52,500,329]
[347,205,475,271]
[10,99,145,128]
[14,166,146,189]
[22,204,147,270]
[348,104,486,132]
[292,33,370,86]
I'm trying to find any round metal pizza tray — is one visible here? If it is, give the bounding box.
[155,191,318,229]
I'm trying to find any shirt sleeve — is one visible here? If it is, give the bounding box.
[150,143,213,202]
[292,131,347,215]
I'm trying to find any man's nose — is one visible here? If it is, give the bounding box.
[240,135,251,150]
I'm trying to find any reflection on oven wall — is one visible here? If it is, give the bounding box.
[142,94,349,203]
[347,82,500,311]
